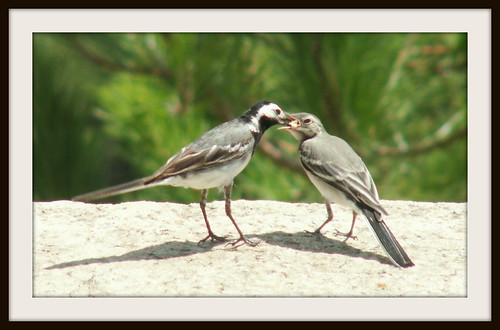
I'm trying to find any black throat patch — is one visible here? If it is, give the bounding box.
[239,100,279,153]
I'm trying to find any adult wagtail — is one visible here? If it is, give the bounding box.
[281,113,414,268]
[73,101,295,247]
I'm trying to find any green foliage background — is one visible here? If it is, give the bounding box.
[33,33,467,203]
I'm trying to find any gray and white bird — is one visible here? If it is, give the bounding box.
[73,101,294,247]
[281,113,414,268]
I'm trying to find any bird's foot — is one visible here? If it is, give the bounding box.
[304,229,325,240]
[226,236,259,248]
[197,232,227,246]
[334,229,358,242]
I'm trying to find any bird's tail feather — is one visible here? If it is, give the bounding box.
[72,178,150,202]
[361,209,415,268]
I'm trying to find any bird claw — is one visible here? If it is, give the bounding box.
[226,236,259,248]
[304,229,321,235]
[197,233,227,246]
[334,229,358,242]
[304,229,325,240]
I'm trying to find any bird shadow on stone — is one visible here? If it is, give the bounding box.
[45,239,225,270]
[45,231,394,270]
[256,231,394,267]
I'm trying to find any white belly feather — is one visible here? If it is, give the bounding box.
[159,153,252,190]
[305,170,358,210]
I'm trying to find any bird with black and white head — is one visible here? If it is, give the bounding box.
[73,101,295,247]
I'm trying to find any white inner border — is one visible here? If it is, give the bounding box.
[10,9,491,321]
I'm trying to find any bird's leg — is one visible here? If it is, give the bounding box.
[223,183,258,247]
[305,201,333,237]
[197,189,226,245]
[334,211,358,242]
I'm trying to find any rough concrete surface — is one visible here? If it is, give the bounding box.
[33,199,466,297]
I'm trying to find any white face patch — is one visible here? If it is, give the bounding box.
[258,103,282,118]
[246,102,285,132]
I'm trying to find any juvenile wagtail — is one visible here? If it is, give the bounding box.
[281,113,414,268]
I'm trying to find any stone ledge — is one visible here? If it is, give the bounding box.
[33,199,466,297]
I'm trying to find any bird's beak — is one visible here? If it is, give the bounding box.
[279,113,300,130]
[286,113,298,122]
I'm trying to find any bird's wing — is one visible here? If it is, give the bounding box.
[145,121,255,184]
[300,136,388,216]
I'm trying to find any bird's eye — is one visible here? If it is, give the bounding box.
[304,118,312,124]
[274,109,282,115]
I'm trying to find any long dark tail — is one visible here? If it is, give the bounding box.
[361,209,415,268]
[72,178,150,202]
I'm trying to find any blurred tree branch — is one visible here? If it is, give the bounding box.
[65,35,173,81]
[311,35,341,134]
[259,125,466,174]
[257,137,303,173]
[367,126,466,158]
